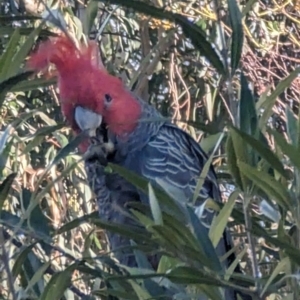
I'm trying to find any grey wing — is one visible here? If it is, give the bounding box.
[125,124,220,218]
[128,125,241,299]
[124,124,234,263]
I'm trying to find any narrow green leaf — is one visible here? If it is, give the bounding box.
[25,261,51,293]
[238,161,292,209]
[0,173,17,211]
[209,190,237,247]
[157,255,180,273]
[250,223,300,268]
[133,206,220,271]
[12,244,36,277]
[148,183,163,225]
[23,136,45,155]
[200,132,223,154]
[225,246,247,281]
[0,15,41,22]
[128,280,152,300]
[100,0,226,75]
[260,257,289,297]
[133,208,196,252]
[187,206,222,272]
[286,106,298,147]
[166,266,216,285]
[56,211,98,234]
[259,67,300,130]
[230,126,288,179]
[0,27,54,37]
[228,0,244,72]
[0,29,20,80]
[150,223,218,270]
[8,25,43,78]
[40,263,78,300]
[130,241,155,271]
[228,127,250,191]
[241,0,258,16]
[91,216,152,244]
[136,222,180,252]
[226,135,243,189]
[239,73,257,136]
[267,67,300,101]
[11,77,57,92]
[23,124,63,155]
[192,284,224,300]
[179,19,225,75]
[193,132,224,204]
[83,0,99,35]
[268,128,300,171]
[47,133,86,170]
[95,288,138,299]
[23,251,45,296]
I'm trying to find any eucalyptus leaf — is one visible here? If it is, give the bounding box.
[100,0,226,75]
[228,0,244,72]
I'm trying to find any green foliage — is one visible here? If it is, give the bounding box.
[1,0,300,299]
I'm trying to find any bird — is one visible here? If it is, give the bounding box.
[27,34,251,300]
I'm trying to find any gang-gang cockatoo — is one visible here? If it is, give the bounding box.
[27,35,251,300]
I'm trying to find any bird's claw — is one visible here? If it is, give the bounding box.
[84,142,108,166]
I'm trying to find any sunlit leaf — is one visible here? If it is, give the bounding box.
[39,263,78,300]
[269,128,300,171]
[259,68,300,130]
[209,190,237,248]
[83,0,99,35]
[0,29,21,80]
[100,0,226,75]
[230,126,288,179]
[228,0,244,72]
[228,127,250,191]
[238,161,292,209]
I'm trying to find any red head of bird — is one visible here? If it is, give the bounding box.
[27,35,141,151]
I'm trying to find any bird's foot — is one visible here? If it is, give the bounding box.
[84,137,109,165]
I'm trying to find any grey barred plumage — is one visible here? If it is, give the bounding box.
[83,95,251,300]
[28,34,251,300]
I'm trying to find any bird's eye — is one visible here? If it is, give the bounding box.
[105,94,112,103]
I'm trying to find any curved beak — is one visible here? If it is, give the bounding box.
[74,106,102,137]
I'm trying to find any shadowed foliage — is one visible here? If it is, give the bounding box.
[1,0,300,299]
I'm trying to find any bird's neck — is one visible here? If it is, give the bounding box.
[109,99,166,157]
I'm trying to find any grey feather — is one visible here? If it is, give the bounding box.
[83,94,251,300]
